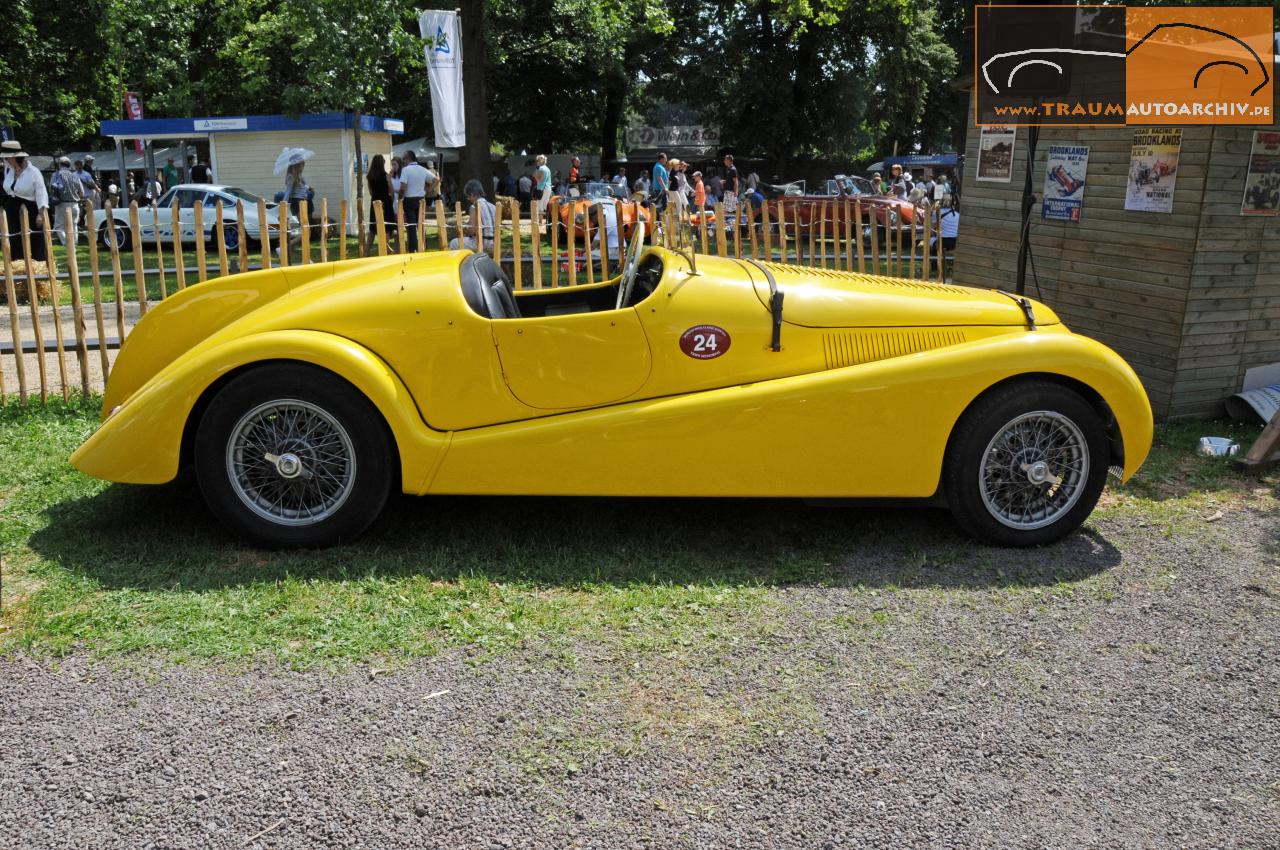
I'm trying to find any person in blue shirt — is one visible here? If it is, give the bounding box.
[652,153,669,213]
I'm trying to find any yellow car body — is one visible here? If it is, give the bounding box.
[72,247,1152,547]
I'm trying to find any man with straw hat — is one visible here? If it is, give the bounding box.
[2,139,50,264]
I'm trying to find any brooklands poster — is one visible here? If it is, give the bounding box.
[976,125,1016,182]
[1124,128,1181,213]
[1042,144,1089,221]
[1241,130,1280,216]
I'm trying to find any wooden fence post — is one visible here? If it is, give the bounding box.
[62,208,91,396]
[926,204,936,284]
[395,200,406,254]
[19,208,47,401]
[853,200,864,274]
[435,200,448,252]
[213,200,229,278]
[453,201,464,247]
[318,198,329,263]
[257,199,272,270]
[171,201,187,289]
[299,199,311,263]
[583,204,595,286]
[82,203,111,378]
[126,203,146,313]
[818,202,828,269]
[193,200,207,282]
[236,201,249,272]
[567,203,577,287]
[99,202,126,339]
[714,202,726,257]
[373,201,387,256]
[151,204,168,298]
[760,202,772,261]
[842,200,852,272]
[489,199,500,263]
[549,199,560,288]
[869,208,880,276]
[40,210,70,401]
[417,197,428,253]
[510,200,523,290]
[0,213,27,401]
[776,203,788,262]
[732,203,742,258]
[530,200,542,289]
[338,200,348,261]
[278,204,290,268]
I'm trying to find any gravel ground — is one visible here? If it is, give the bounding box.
[1,508,1277,849]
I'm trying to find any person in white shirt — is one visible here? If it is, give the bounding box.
[51,157,85,246]
[449,179,496,252]
[2,140,50,262]
[933,200,959,252]
[398,150,431,251]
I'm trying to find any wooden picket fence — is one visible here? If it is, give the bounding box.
[0,194,948,405]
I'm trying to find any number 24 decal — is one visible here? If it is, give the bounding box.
[679,325,731,360]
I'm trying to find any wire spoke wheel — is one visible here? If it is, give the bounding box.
[225,399,356,527]
[978,410,1089,531]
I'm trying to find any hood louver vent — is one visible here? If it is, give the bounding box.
[823,329,967,370]
[757,261,960,294]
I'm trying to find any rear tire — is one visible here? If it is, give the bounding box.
[944,380,1109,547]
[194,363,394,548]
[100,221,131,250]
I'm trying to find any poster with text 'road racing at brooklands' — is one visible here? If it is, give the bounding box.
[1125,128,1182,214]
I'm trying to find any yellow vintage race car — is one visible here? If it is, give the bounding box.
[72,230,1152,548]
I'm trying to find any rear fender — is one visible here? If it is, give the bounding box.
[70,330,447,490]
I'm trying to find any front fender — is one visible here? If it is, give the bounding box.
[70,330,448,490]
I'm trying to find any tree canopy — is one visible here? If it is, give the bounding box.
[3,0,971,169]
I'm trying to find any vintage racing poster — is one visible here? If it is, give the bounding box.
[1124,128,1181,213]
[1241,130,1280,216]
[1042,144,1090,221]
[976,125,1016,182]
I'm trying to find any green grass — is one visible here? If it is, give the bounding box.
[0,397,1273,666]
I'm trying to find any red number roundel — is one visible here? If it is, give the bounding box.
[679,325,731,360]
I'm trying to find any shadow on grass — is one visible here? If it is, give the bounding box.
[29,480,1122,593]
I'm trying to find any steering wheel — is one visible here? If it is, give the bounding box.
[616,219,646,309]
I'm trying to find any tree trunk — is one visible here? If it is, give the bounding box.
[459,0,491,197]
[601,72,626,163]
[778,24,819,176]
[353,109,366,253]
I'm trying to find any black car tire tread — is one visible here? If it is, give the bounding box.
[944,380,1109,548]
[194,363,394,548]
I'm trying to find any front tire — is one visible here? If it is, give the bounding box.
[944,381,1109,547]
[195,364,394,548]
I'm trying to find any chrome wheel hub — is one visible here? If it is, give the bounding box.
[226,399,356,527]
[979,410,1089,531]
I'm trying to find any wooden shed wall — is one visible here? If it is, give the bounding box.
[953,95,1277,420]
[1173,126,1280,418]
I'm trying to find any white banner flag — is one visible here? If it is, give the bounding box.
[419,9,465,148]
